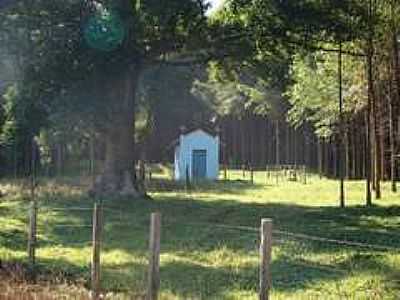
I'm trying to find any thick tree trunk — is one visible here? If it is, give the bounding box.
[90,66,141,197]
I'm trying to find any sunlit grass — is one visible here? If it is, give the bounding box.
[0,169,399,299]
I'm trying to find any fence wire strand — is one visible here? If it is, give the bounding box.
[273,229,400,252]
[163,220,399,252]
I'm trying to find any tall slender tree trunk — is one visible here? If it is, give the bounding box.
[318,139,323,178]
[56,141,64,177]
[361,117,366,179]
[294,128,298,167]
[89,133,96,186]
[13,136,18,178]
[303,128,309,170]
[261,117,266,168]
[365,109,372,205]
[265,118,269,166]
[332,139,338,178]
[389,73,398,192]
[268,119,274,165]
[286,123,290,165]
[351,120,357,179]
[324,139,330,176]
[345,125,350,180]
[241,117,246,166]
[371,125,376,192]
[391,5,400,192]
[275,120,280,166]
[365,0,374,206]
[338,42,345,207]
[379,112,386,181]
[373,80,382,199]
[233,118,240,165]
[392,1,400,105]
[250,116,256,169]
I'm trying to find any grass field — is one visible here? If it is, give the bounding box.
[0,168,399,299]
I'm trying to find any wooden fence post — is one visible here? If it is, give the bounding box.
[259,218,273,300]
[91,203,103,299]
[27,201,37,266]
[147,212,161,300]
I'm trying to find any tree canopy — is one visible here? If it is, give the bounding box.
[0,0,399,202]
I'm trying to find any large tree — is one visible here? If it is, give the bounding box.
[1,0,212,195]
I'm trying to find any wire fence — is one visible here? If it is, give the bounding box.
[1,201,399,299]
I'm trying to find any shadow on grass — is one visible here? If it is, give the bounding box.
[146,178,263,195]
[102,195,400,297]
[1,180,400,298]
[0,230,27,253]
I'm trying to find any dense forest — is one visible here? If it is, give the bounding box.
[0,0,399,202]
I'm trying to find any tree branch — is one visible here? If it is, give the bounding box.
[148,50,229,67]
[212,29,366,57]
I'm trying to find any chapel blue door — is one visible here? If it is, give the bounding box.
[192,150,207,179]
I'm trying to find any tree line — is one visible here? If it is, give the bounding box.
[0,0,399,205]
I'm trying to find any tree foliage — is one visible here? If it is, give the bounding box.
[286,51,366,137]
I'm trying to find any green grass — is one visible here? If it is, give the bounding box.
[1,170,399,299]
